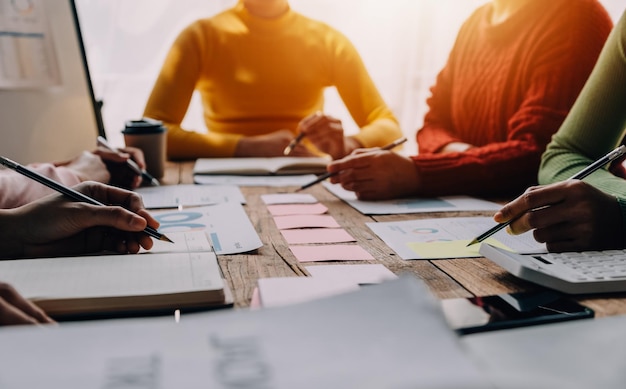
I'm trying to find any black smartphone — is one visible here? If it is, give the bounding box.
[440,290,594,335]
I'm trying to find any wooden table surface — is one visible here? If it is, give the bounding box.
[163,161,626,317]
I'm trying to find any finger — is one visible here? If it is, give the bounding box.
[0,298,39,326]
[327,153,375,173]
[94,147,130,163]
[533,223,585,245]
[0,283,53,325]
[119,147,147,170]
[494,184,566,223]
[506,214,534,235]
[298,111,324,129]
[75,203,148,233]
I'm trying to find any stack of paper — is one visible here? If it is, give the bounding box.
[0,277,488,388]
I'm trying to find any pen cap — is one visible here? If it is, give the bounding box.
[122,118,167,178]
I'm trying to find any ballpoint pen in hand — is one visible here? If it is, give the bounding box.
[97,136,160,186]
[467,145,626,247]
[296,137,408,192]
[0,156,173,243]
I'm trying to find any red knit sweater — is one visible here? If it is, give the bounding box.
[412,0,612,197]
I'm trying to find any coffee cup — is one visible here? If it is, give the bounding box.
[122,118,167,178]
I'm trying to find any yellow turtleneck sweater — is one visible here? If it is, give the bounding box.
[143,2,401,159]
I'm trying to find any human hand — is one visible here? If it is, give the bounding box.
[57,151,110,184]
[494,180,623,252]
[5,181,159,258]
[235,129,314,157]
[0,282,54,326]
[327,150,420,200]
[298,112,350,159]
[94,146,146,189]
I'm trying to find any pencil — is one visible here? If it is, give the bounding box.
[283,132,306,156]
[0,156,173,243]
[296,137,408,192]
[97,136,160,186]
[467,145,626,247]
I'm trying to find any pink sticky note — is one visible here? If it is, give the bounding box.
[267,203,328,216]
[281,228,356,244]
[290,244,374,262]
[274,215,340,230]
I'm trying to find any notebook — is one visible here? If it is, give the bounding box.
[0,251,230,318]
[479,243,626,294]
[193,157,329,176]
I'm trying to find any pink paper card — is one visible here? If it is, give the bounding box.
[281,228,356,244]
[261,193,318,205]
[267,203,328,216]
[290,244,375,262]
[274,214,340,230]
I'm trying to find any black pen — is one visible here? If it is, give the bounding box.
[0,156,173,243]
[296,137,408,192]
[467,145,626,247]
[97,136,160,186]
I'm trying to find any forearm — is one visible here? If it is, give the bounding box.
[166,124,242,159]
[412,140,543,197]
[0,165,81,208]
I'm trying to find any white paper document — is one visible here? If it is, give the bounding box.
[323,182,501,215]
[151,203,262,255]
[257,277,360,308]
[0,277,488,388]
[136,184,245,209]
[145,231,214,254]
[367,217,546,260]
[195,174,318,187]
[0,251,223,301]
[462,314,626,388]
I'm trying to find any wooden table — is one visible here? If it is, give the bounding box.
[162,161,626,317]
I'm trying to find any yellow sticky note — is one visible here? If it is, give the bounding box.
[407,238,512,259]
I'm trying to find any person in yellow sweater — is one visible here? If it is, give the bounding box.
[143,0,401,160]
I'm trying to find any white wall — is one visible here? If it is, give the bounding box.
[76,0,625,156]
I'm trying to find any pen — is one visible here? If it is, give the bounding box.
[296,137,408,192]
[0,156,173,243]
[467,145,626,247]
[97,136,160,186]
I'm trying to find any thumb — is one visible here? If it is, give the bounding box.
[80,205,148,232]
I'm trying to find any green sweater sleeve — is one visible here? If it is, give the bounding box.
[539,10,626,232]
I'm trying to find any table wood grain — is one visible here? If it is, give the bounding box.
[163,161,626,316]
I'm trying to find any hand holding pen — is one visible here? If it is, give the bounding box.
[0,156,172,245]
[97,136,160,187]
[285,111,352,160]
[297,137,408,192]
[467,145,626,249]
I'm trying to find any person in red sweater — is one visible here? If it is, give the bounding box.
[327,0,613,200]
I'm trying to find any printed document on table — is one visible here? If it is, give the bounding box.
[323,182,501,215]
[0,277,488,388]
[367,217,546,260]
[151,203,262,254]
[136,184,245,209]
